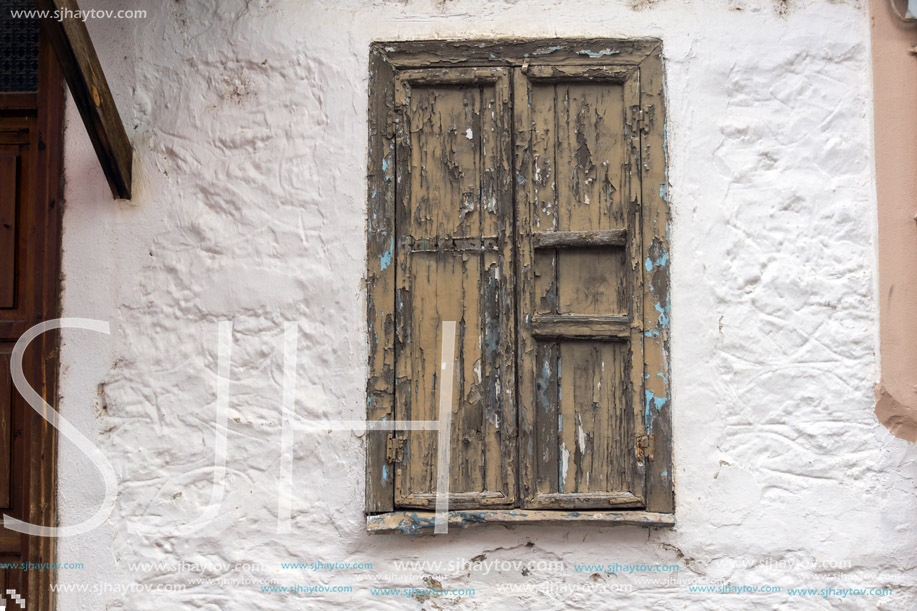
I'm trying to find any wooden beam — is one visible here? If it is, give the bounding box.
[35,0,132,199]
[366,510,675,535]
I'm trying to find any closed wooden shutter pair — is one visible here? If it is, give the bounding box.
[366,41,672,518]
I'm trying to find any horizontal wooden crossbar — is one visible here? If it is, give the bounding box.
[531,315,631,340]
[532,229,626,248]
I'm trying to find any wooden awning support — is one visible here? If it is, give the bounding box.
[34,0,132,199]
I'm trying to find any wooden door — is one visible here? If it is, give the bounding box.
[0,29,65,611]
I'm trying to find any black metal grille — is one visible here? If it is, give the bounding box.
[0,0,40,92]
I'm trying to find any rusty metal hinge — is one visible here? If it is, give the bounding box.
[386,435,405,463]
[636,434,654,461]
[385,113,396,139]
[636,106,652,135]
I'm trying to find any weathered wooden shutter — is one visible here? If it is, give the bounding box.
[392,68,516,509]
[515,65,649,509]
[368,42,672,522]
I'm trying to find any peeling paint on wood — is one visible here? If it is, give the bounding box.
[365,47,397,514]
[515,50,657,511]
[392,66,515,510]
[379,39,662,69]
[366,40,671,522]
[637,46,674,514]
[366,509,675,535]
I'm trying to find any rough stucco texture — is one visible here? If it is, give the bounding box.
[54,0,917,609]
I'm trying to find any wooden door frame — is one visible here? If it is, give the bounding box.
[0,25,65,611]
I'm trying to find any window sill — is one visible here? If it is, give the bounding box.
[365,510,675,535]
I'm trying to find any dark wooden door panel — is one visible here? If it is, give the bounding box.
[0,153,19,309]
[0,120,36,341]
[0,27,65,609]
[0,347,14,509]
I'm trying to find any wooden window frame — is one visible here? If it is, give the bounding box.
[365,39,673,534]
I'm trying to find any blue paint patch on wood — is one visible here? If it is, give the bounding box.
[654,301,669,329]
[380,236,394,271]
[644,390,667,431]
[577,47,619,58]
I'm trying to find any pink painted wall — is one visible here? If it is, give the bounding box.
[871,0,917,441]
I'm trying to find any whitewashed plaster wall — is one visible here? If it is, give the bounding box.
[54,0,917,609]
